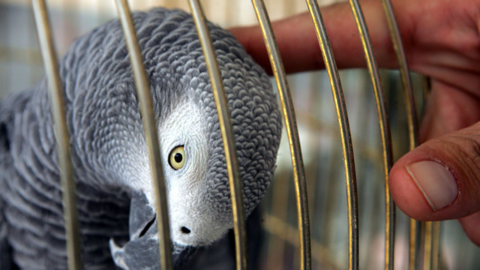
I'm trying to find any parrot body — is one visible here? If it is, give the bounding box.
[0,8,281,270]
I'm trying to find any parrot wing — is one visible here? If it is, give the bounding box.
[0,96,18,270]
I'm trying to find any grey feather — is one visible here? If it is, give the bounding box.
[0,8,281,270]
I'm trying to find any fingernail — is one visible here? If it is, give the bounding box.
[406,161,458,211]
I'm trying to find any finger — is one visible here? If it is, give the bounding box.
[420,80,480,141]
[229,13,320,75]
[390,81,480,221]
[390,126,480,221]
[459,211,480,246]
[229,1,398,74]
[390,82,480,221]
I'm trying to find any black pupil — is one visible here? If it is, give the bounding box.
[174,153,183,163]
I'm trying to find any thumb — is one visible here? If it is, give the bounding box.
[390,127,480,221]
[390,126,480,246]
[389,81,480,246]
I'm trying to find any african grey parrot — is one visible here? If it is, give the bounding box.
[0,8,282,270]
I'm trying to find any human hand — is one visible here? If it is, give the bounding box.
[230,0,480,245]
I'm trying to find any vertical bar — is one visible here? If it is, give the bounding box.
[419,75,435,270]
[305,1,359,270]
[420,74,437,270]
[113,1,173,269]
[379,0,418,151]
[266,172,290,270]
[410,219,421,269]
[431,221,441,270]
[250,1,312,270]
[423,221,433,270]
[320,147,342,250]
[347,1,395,270]
[187,1,247,270]
[31,1,83,269]
[379,1,421,269]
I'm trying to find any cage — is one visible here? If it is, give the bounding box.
[0,0,479,269]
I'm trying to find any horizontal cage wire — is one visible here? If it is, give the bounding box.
[0,0,479,269]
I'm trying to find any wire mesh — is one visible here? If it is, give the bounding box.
[1,0,480,270]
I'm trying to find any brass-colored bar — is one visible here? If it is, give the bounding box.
[266,171,290,270]
[320,147,342,250]
[188,1,247,270]
[380,0,418,150]
[305,1,359,270]
[379,1,421,269]
[431,221,441,270]
[420,77,438,270]
[31,1,83,269]
[410,219,420,269]
[347,1,395,270]
[113,1,173,269]
[423,221,433,270]
[250,1,312,269]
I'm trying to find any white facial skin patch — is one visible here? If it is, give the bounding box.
[152,99,229,247]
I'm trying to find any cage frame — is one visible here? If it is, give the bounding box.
[28,0,441,269]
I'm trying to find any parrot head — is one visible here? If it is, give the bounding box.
[56,8,281,268]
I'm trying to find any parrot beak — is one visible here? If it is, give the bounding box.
[109,191,159,269]
[128,191,156,240]
[109,191,196,269]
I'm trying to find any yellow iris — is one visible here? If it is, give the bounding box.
[169,146,185,170]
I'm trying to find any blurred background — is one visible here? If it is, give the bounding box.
[0,0,479,269]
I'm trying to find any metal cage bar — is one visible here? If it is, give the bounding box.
[378,0,421,269]
[250,1,312,270]
[25,1,447,270]
[410,219,421,269]
[379,0,417,150]
[423,221,433,270]
[31,1,83,269]
[265,167,291,269]
[431,221,441,270]
[188,1,248,270]
[419,76,439,270]
[347,0,396,269]
[305,1,359,270]
[113,1,173,269]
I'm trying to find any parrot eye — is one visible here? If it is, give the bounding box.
[169,146,185,170]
